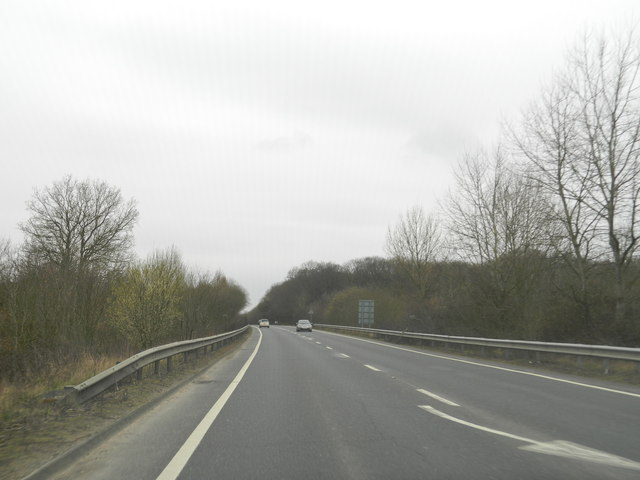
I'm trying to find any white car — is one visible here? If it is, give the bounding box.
[258,319,270,328]
[296,319,312,332]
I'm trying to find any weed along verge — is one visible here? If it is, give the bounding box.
[0,331,249,480]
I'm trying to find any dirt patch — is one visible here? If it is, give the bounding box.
[0,333,249,480]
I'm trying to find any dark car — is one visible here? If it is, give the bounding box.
[296,319,312,332]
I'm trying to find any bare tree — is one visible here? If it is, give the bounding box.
[345,257,395,288]
[573,30,640,325]
[442,147,553,337]
[0,238,13,282]
[20,176,138,272]
[385,206,443,299]
[444,147,552,264]
[180,270,248,339]
[514,29,640,327]
[511,80,600,325]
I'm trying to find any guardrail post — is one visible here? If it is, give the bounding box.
[65,326,248,405]
[315,324,640,379]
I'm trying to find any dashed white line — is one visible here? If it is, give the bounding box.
[326,346,333,350]
[417,388,459,407]
[364,364,382,372]
[336,353,350,358]
[318,330,640,399]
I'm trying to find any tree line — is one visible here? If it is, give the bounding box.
[251,28,640,347]
[0,176,247,382]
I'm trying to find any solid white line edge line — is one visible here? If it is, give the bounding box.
[156,327,263,480]
[316,330,640,399]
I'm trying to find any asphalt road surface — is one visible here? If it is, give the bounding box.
[51,326,640,479]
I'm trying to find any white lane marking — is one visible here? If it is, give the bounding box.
[420,405,640,472]
[326,346,333,350]
[336,353,350,358]
[318,331,640,399]
[522,441,640,471]
[364,364,382,372]
[315,341,322,345]
[419,405,534,443]
[417,388,459,407]
[156,328,263,480]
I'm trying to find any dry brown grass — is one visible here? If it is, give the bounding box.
[0,334,248,480]
[0,352,125,429]
[0,352,128,480]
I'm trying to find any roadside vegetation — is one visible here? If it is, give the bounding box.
[0,176,247,434]
[250,28,640,348]
[2,23,640,475]
[0,336,248,480]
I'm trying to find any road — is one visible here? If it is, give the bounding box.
[51,326,640,479]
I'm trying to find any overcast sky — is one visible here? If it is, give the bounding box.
[1,0,638,309]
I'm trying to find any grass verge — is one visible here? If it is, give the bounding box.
[0,332,249,480]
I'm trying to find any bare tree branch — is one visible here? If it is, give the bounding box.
[20,176,138,273]
[385,206,443,299]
